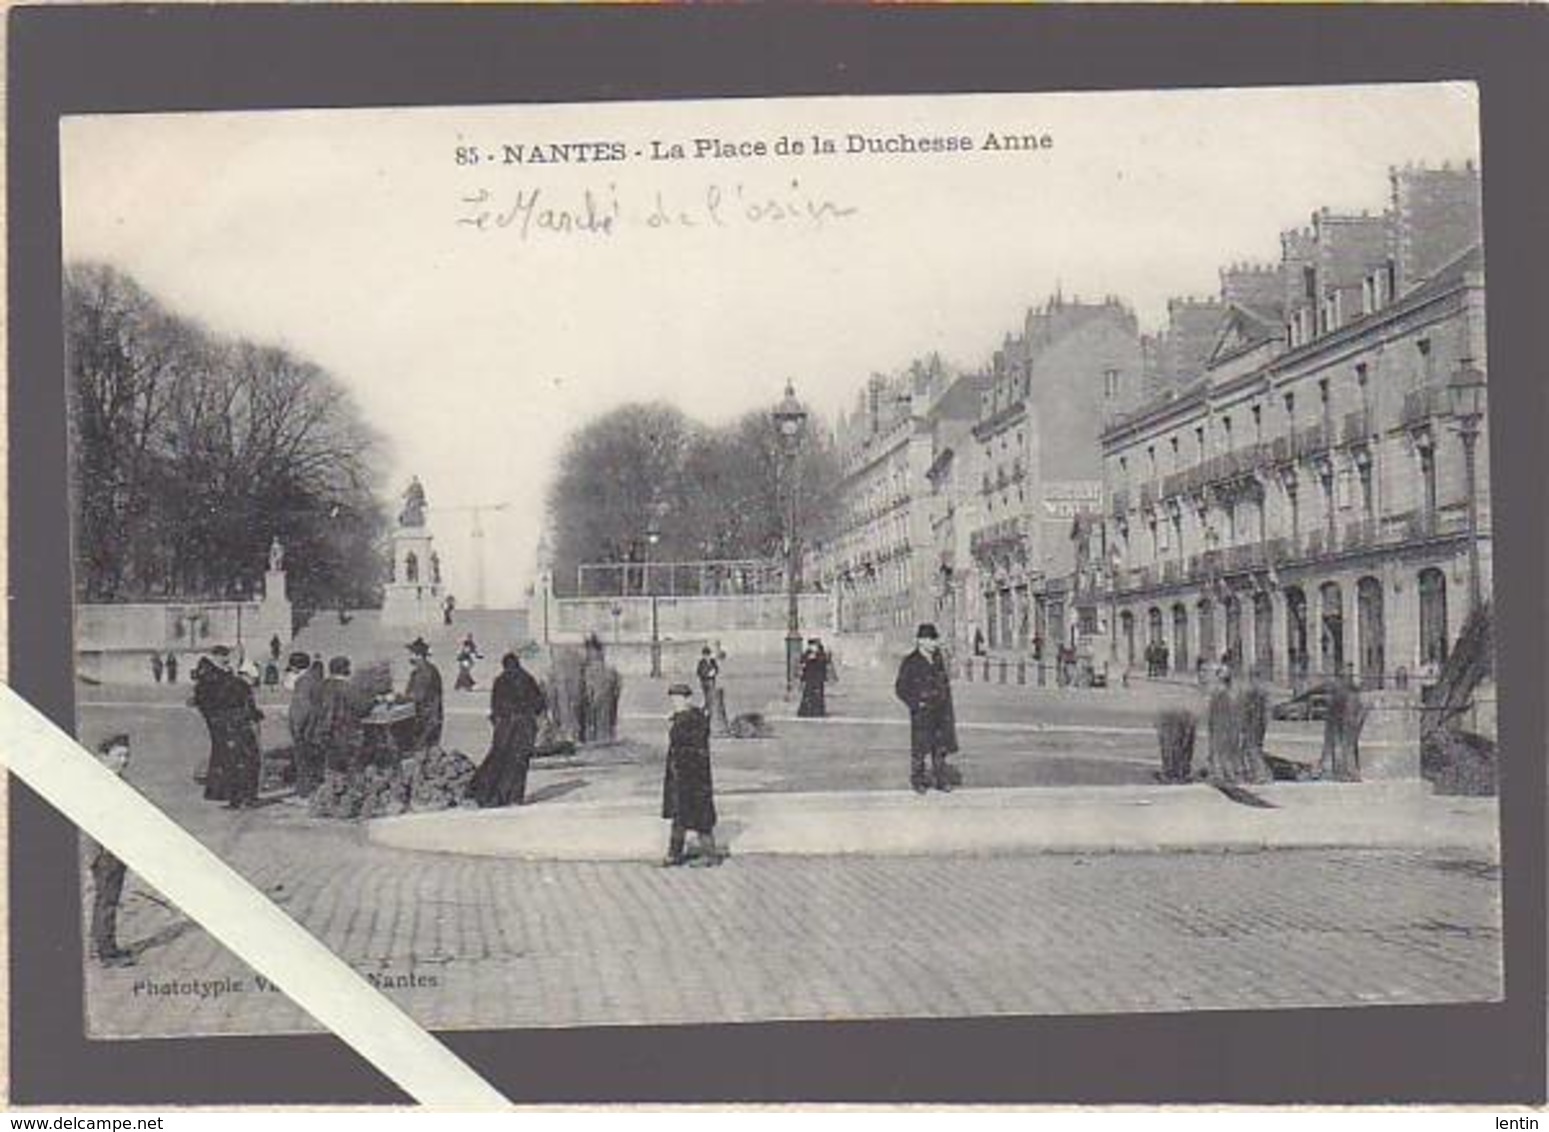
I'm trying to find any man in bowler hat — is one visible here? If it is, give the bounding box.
[660,683,724,867]
[894,622,960,794]
[405,637,444,750]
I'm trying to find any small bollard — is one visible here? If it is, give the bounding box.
[1017,659,1027,685]
[965,659,973,682]
[998,659,1008,684]
[1037,662,1047,688]
[983,659,991,682]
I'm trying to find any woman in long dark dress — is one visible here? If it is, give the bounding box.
[469,653,547,807]
[797,640,829,718]
[195,649,263,807]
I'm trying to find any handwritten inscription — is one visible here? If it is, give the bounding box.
[456,182,860,240]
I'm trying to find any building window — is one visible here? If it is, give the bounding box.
[1252,405,1263,443]
[1104,369,1119,399]
[1284,391,1296,424]
[1356,363,1370,411]
[1194,426,1205,460]
[1222,416,1234,450]
[1170,436,1180,468]
[1419,567,1449,666]
[1416,338,1433,387]
[1318,377,1331,419]
[1420,446,1438,515]
[1147,445,1156,477]
[1358,460,1375,518]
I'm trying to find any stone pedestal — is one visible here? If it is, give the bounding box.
[381,524,443,628]
[1359,689,1423,781]
[250,569,293,649]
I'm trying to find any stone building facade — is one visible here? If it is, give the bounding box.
[968,295,1144,656]
[1100,163,1487,688]
[815,357,985,648]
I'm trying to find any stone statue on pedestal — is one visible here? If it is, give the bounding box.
[399,477,428,528]
[268,537,285,573]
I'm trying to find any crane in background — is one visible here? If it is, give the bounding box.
[434,501,512,609]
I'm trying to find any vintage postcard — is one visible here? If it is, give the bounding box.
[60,84,1500,1041]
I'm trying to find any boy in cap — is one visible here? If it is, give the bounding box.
[894,623,960,794]
[88,734,135,966]
[660,683,725,867]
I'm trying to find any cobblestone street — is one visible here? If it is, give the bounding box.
[77,686,1502,1039]
[86,828,1502,1038]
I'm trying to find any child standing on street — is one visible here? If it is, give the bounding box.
[89,734,135,966]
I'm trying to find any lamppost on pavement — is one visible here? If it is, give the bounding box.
[772,382,808,698]
[645,513,663,678]
[1448,358,1487,615]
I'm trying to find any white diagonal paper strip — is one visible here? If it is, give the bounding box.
[0,683,509,1109]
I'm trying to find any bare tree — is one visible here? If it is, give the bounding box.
[65,261,389,609]
[548,399,839,596]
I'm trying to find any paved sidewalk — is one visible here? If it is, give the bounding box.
[369,780,1499,861]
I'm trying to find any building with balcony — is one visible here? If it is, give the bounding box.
[967,294,1144,656]
[1100,162,1487,688]
[814,357,986,645]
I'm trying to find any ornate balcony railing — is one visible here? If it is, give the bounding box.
[1343,517,1379,549]
[1293,422,1334,460]
[1341,409,1373,446]
[1401,386,1448,429]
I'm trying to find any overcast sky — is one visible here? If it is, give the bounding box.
[61,83,1480,606]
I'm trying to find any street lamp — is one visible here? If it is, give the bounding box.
[772,381,809,697]
[646,514,663,678]
[1448,358,1487,615]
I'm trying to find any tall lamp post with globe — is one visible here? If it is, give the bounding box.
[1448,358,1488,616]
[645,509,665,678]
[772,382,808,698]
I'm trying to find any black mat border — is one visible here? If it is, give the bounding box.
[9,3,1546,1106]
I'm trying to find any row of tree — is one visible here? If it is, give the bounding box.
[546,401,842,596]
[65,262,389,611]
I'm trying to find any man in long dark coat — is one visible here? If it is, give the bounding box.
[287,656,326,802]
[306,656,367,801]
[470,652,548,808]
[895,623,959,794]
[193,646,264,808]
[661,683,723,867]
[405,638,444,750]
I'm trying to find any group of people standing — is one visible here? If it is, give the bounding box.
[148,651,180,684]
[1143,640,1172,678]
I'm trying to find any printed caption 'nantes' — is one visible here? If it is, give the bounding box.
[454,130,1053,167]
